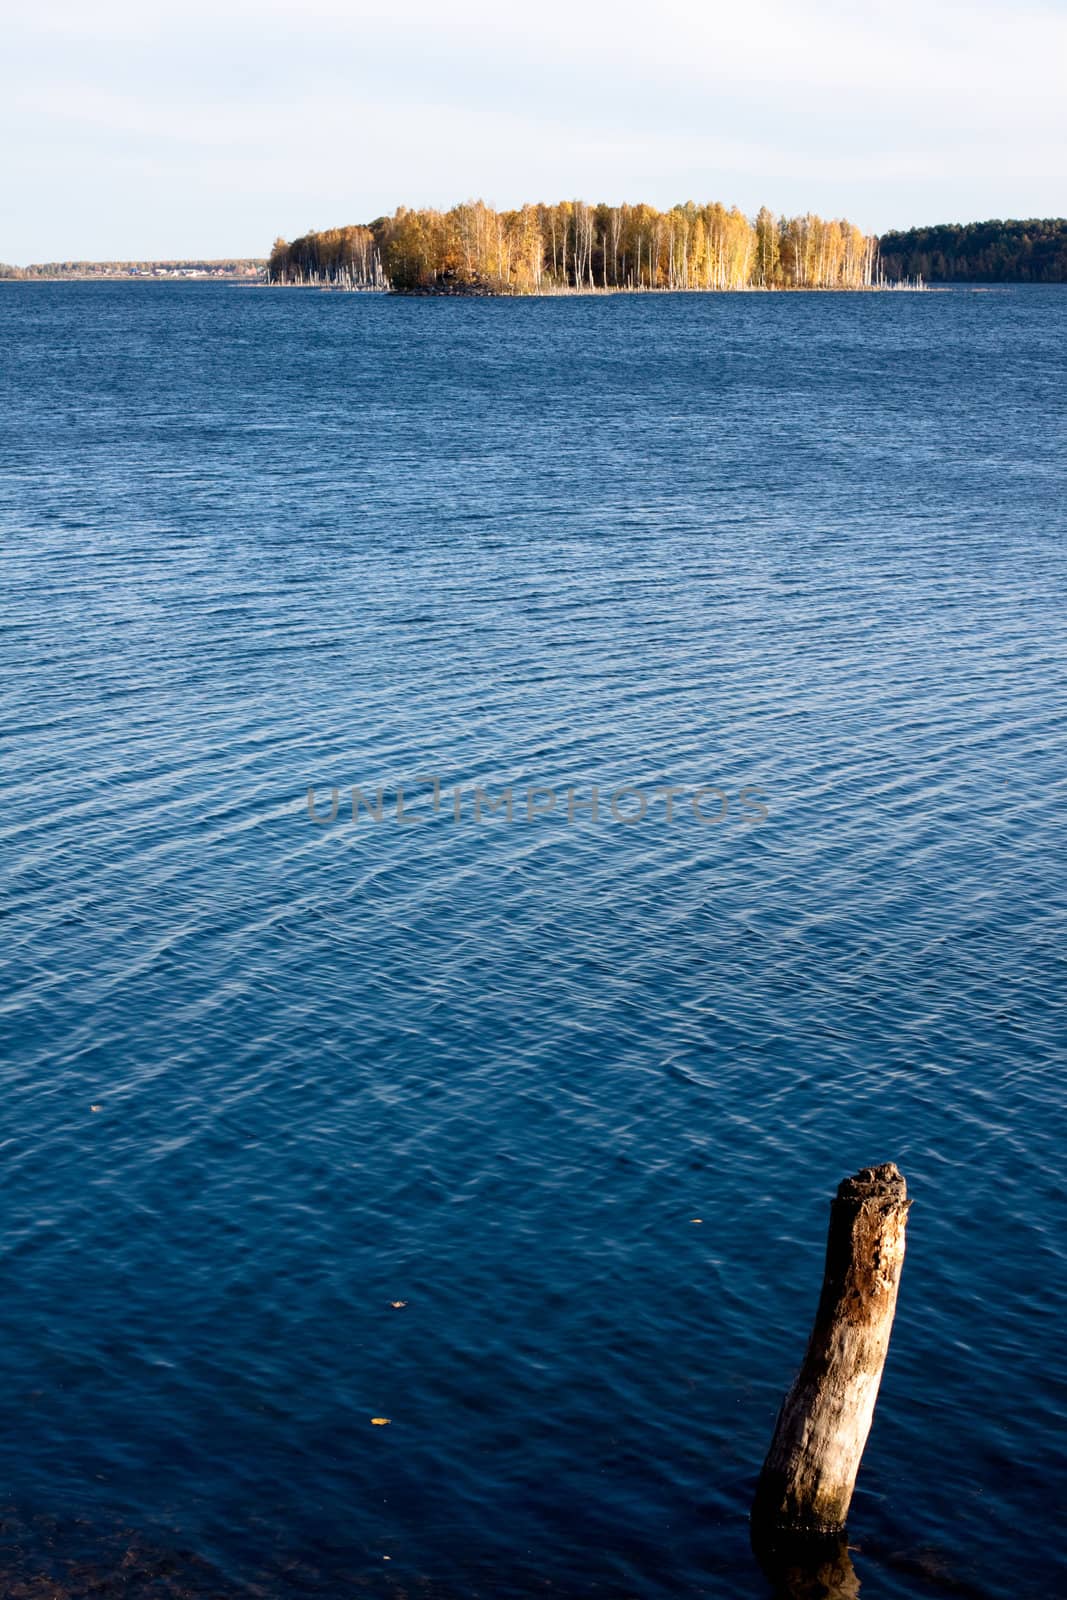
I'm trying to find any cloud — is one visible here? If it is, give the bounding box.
[3,0,1064,258]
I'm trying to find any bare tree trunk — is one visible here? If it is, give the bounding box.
[753,1163,911,1537]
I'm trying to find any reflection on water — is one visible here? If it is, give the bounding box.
[752,1527,860,1600]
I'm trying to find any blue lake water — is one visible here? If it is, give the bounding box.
[0,282,1065,1597]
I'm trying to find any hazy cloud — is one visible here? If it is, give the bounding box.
[3,0,1065,258]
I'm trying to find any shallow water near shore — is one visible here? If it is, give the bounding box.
[1,282,1065,1598]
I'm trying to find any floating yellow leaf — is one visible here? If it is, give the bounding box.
[371,1417,391,1426]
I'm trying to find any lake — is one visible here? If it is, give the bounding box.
[1,281,1065,1597]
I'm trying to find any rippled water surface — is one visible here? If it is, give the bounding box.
[1,282,1065,1598]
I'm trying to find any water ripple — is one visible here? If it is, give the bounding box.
[0,282,1065,1598]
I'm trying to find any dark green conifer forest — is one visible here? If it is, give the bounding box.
[878,219,1067,283]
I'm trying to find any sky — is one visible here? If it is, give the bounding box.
[4,0,1065,262]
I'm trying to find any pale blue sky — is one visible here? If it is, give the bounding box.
[4,0,1065,261]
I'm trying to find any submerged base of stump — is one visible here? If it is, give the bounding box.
[751,1523,860,1600]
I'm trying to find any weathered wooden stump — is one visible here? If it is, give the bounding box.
[752,1162,911,1538]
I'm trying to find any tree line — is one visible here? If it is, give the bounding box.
[267,201,880,292]
[878,219,1067,283]
[0,259,265,280]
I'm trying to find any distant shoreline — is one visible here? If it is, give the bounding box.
[0,275,926,293]
[6,216,1063,288]
[0,275,266,285]
[0,260,265,283]
[7,278,1046,296]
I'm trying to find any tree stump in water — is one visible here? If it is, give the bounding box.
[753,1162,911,1537]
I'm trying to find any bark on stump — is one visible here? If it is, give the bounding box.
[753,1162,911,1538]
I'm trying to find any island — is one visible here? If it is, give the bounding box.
[266,201,885,293]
